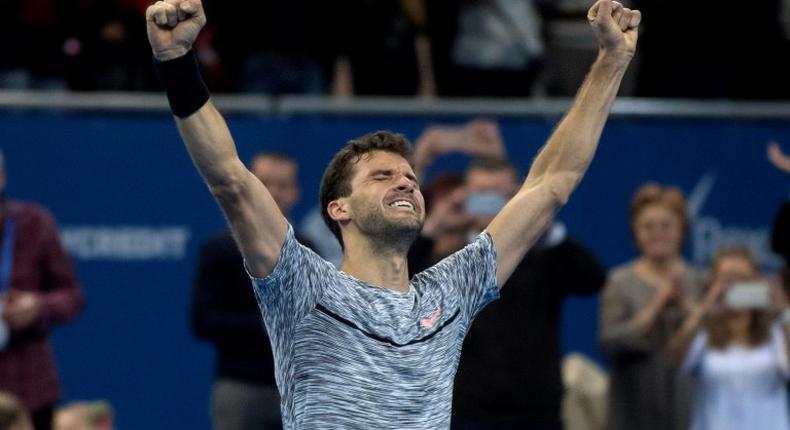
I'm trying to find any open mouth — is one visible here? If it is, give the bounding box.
[388,199,415,212]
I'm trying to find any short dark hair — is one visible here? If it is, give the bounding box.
[319,131,413,249]
[249,151,296,168]
[467,156,516,175]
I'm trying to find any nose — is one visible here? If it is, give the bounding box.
[395,175,416,193]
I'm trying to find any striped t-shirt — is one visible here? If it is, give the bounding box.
[249,224,499,429]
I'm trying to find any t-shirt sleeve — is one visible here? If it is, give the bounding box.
[246,224,333,336]
[770,322,790,379]
[416,231,499,323]
[682,331,708,375]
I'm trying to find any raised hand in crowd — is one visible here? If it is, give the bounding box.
[768,141,790,174]
[413,119,506,181]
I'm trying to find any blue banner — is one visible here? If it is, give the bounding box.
[1,110,787,429]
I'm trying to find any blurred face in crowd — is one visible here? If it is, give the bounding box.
[713,254,759,326]
[431,186,469,234]
[464,166,518,231]
[53,410,93,430]
[633,203,684,261]
[251,155,299,215]
[339,151,425,248]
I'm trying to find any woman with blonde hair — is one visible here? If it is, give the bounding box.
[599,182,706,430]
[667,247,789,430]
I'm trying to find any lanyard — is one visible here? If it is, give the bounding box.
[0,217,15,294]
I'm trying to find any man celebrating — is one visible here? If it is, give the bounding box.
[145,1,639,428]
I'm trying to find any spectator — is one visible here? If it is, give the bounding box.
[0,392,32,430]
[406,173,469,275]
[332,0,435,97]
[299,207,343,268]
[61,0,156,91]
[451,158,606,429]
[630,0,790,99]
[192,152,310,430]
[53,401,113,430]
[599,183,705,430]
[0,0,67,90]
[538,0,638,97]
[408,121,607,429]
[407,119,506,274]
[203,0,335,94]
[667,247,789,430]
[0,148,84,430]
[447,0,545,97]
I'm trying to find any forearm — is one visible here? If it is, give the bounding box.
[667,303,708,366]
[599,313,656,356]
[524,53,630,198]
[414,33,436,97]
[628,291,671,337]
[331,56,354,97]
[175,101,248,192]
[37,287,85,329]
[402,0,435,97]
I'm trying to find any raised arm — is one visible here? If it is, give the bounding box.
[146,0,287,277]
[666,280,723,367]
[487,0,640,286]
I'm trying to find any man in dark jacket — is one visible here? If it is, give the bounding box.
[409,150,606,429]
[192,152,309,430]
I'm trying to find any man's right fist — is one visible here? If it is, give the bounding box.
[146,0,206,61]
[587,0,640,60]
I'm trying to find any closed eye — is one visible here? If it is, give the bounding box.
[370,170,394,180]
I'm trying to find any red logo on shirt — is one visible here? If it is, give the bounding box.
[419,307,442,329]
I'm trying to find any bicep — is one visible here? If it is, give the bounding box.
[214,168,288,279]
[487,183,563,287]
[174,103,287,277]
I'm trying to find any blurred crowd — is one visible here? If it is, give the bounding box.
[2,0,790,99]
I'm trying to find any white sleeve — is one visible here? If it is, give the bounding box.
[682,330,708,375]
[770,322,790,379]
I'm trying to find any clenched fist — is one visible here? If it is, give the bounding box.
[588,0,641,59]
[146,0,207,61]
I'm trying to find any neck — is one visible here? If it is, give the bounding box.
[340,235,411,292]
[727,317,752,345]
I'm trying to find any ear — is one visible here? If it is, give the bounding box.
[327,198,351,223]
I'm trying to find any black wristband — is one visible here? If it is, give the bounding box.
[153,50,210,118]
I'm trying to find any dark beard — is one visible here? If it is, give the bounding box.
[356,208,422,255]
